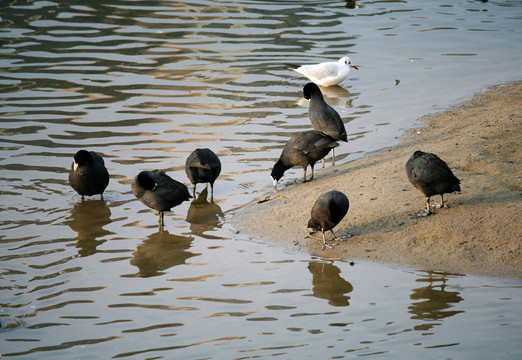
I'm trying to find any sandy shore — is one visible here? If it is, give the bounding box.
[232,82,522,279]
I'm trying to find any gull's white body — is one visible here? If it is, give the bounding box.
[288,56,357,87]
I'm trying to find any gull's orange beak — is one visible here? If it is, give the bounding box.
[351,65,359,70]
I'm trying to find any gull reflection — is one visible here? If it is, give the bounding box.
[186,187,224,237]
[409,270,464,330]
[68,199,112,257]
[308,261,353,307]
[296,85,356,109]
[319,85,356,108]
[130,231,198,278]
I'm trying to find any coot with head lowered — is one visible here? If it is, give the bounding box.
[307,190,350,250]
[131,170,192,227]
[271,130,338,187]
[405,150,461,215]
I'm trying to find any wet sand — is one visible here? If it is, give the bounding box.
[232,82,522,279]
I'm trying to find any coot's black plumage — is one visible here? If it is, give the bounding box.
[303,82,347,166]
[185,148,221,198]
[307,190,349,249]
[68,150,109,200]
[131,170,192,226]
[271,130,338,186]
[405,150,461,214]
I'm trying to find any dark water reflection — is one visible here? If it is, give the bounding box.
[409,270,464,330]
[68,199,112,257]
[186,187,224,237]
[1,0,521,358]
[130,231,197,278]
[308,260,353,307]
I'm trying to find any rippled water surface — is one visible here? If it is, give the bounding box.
[1,0,521,358]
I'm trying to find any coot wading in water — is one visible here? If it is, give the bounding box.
[131,170,192,227]
[405,150,461,215]
[69,150,109,200]
[185,148,221,200]
[303,82,347,167]
[271,130,338,188]
[307,190,350,250]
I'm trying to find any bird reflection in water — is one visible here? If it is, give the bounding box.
[185,187,224,237]
[409,270,464,331]
[297,85,356,109]
[319,85,357,109]
[308,261,353,307]
[130,231,197,278]
[344,0,358,9]
[68,199,112,257]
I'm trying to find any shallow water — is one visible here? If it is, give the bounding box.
[1,0,521,358]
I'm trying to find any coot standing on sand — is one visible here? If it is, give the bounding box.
[271,130,338,187]
[69,150,109,200]
[131,170,192,226]
[405,150,461,215]
[286,56,358,87]
[185,148,221,199]
[307,190,350,250]
[303,82,347,166]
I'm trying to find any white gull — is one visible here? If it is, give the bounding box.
[286,56,358,87]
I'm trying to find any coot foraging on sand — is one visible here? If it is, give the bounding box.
[69,150,109,200]
[271,130,338,187]
[303,82,347,166]
[185,148,221,199]
[307,190,349,250]
[131,170,192,226]
[405,150,461,215]
[286,57,358,87]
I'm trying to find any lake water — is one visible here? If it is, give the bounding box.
[1,0,521,358]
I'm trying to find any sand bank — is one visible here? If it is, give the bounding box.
[232,82,522,279]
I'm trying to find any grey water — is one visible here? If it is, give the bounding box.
[1,0,521,358]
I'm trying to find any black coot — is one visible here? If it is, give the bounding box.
[303,82,347,166]
[69,150,109,200]
[271,130,338,187]
[131,170,192,226]
[185,148,221,199]
[307,190,349,249]
[405,150,461,214]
